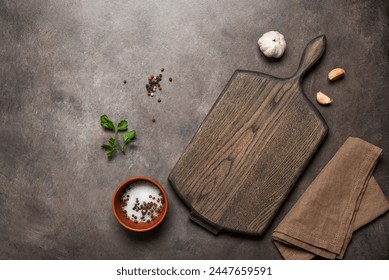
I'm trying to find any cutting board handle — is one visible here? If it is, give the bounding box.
[291,35,326,80]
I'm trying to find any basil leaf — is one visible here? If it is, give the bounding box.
[101,144,112,150]
[117,120,128,131]
[106,149,114,158]
[123,130,136,144]
[100,115,115,131]
[109,137,115,147]
[101,142,115,158]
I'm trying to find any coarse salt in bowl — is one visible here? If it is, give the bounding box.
[112,176,168,232]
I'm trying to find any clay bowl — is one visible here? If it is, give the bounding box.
[112,176,168,232]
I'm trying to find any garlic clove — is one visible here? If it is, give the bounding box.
[328,68,345,81]
[316,91,333,105]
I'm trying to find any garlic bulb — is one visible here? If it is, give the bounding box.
[258,31,286,58]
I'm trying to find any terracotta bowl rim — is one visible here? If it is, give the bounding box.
[112,176,168,232]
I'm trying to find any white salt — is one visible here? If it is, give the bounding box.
[121,181,164,223]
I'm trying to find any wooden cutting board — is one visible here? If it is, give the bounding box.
[169,35,328,236]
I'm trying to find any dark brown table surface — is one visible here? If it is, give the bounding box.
[1,0,388,259]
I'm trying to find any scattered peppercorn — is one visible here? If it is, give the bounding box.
[145,68,173,111]
[152,118,156,123]
[123,80,127,84]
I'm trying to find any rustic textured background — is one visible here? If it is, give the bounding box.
[1,0,388,259]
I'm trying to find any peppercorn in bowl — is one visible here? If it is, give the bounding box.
[112,176,168,232]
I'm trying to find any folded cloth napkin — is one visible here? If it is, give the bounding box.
[272,137,389,259]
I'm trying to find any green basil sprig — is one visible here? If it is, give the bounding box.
[100,115,136,158]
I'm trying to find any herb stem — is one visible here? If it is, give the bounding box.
[115,128,125,155]
[114,128,120,149]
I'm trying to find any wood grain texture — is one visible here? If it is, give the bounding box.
[169,36,328,236]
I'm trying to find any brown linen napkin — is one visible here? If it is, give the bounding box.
[272,137,389,259]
